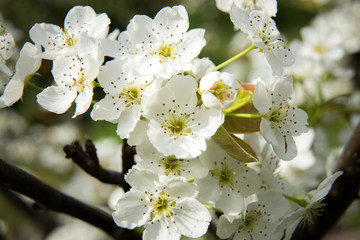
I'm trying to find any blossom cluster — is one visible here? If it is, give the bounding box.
[0,2,347,240]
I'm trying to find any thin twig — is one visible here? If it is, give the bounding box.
[121,139,136,192]
[0,158,140,240]
[63,139,127,187]
[0,187,57,237]
[291,123,360,240]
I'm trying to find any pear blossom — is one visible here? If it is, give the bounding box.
[29,5,110,60]
[299,25,344,66]
[113,167,211,240]
[142,74,224,159]
[278,171,343,236]
[187,57,215,80]
[199,71,240,109]
[91,59,154,139]
[37,55,100,117]
[0,42,41,108]
[136,137,209,181]
[196,140,262,216]
[118,5,206,79]
[0,23,15,76]
[217,190,290,240]
[215,0,277,16]
[252,77,308,160]
[230,9,294,75]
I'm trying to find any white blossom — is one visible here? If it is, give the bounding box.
[118,5,206,79]
[136,137,209,181]
[91,59,154,139]
[196,140,262,216]
[113,167,211,240]
[142,74,224,159]
[216,0,277,16]
[0,42,41,108]
[252,77,308,160]
[37,55,100,117]
[0,23,15,76]
[230,9,294,76]
[29,5,110,60]
[278,171,343,235]
[217,190,290,240]
[199,71,240,109]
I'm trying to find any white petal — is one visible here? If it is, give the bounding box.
[113,190,150,229]
[173,198,211,238]
[195,174,222,204]
[37,86,77,114]
[234,166,262,197]
[144,218,181,240]
[65,6,110,39]
[260,117,279,146]
[0,62,12,76]
[127,120,149,146]
[125,167,158,191]
[165,179,198,199]
[116,104,142,139]
[311,171,342,204]
[97,59,125,95]
[1,73,24,106]
[153,6,189,42]
[230,5,250,33]
[216,187,245,216]
[217,215,241,239]
[91,94,124,122]
[272,134,297,160]
[76,33,99,59]
[15,42,42,75]
[73,86,94,118]
[177,29,206,61]
[127,15,153,46]
[271,77,293,106]
[29,23,61,49]
[253,82,271,115]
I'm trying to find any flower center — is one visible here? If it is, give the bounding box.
[74,73,86,92]
[119,82,144,107]
[314,43,326,55]
[238,210,262,231]
[160,155,185,176]
[162,110,192,139]
[210,80,233,103]
[210,164,234,188]
[150,191,176,219]
[58,29,76,49]
[154,40,178,63]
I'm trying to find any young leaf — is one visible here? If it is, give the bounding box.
[223,103,261,133]
[212,125,258,163]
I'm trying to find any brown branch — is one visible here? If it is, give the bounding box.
[0,187,57,237]
[63,139,127,187]
[0,158,140,240]
[121,139,136,192]
[291,123,360,240]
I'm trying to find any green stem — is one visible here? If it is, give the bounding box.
[93,81,101,88]
[24,79,43,92]
[203,204,224,214]
[213,44,257,71]
[225,112,262,118]
[283,194,308,208]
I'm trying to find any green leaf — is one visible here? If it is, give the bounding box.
[223,87,253,114]
[212,126,258,163]
[223,103,261,133]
